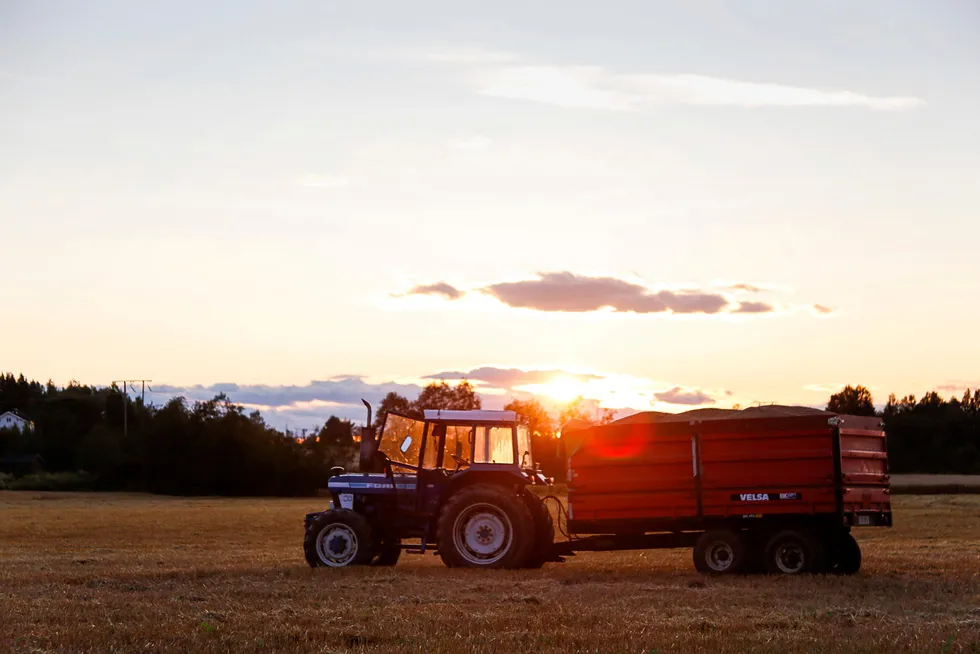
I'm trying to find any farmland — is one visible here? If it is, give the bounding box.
[1,492,979,653]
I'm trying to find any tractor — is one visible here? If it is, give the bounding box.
[303,401,557,569]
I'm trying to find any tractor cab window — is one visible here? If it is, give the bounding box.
[473,426,515,464]
[444,426,473,468]
[422,424,443,469]
[381,413,426,468]
[517,424,532,468]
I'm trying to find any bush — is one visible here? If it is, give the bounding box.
[0,471,96,491]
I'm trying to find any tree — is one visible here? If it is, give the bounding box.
[77,425,123,479]
[505,398,562,479]
[412,380,482,413]
[827,385,876,416]
[559,396,616,426]
[374,391,413,429]
[318,416,354,449]
[504,398,555,439]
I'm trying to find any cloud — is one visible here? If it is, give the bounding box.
[812,304,834,315]
[426,366,603,388]
[478,66,634,111]
[733,301,774,314]
[423,47,520,65]
[152,377,423,418]
[294,174,350,189]
[804,383,846,393]
[482,272,732,314]
[401,282,463,300]
[394,272,820,316]
[728,283,763,293]
[653,387,716,406]
[472,63,922,112]
[937,381,980,393]
[450,135,493,150]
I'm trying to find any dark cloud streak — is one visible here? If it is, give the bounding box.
[482,272,732,314]
[654,387,716,405]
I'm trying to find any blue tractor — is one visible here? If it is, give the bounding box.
[303,402,557,569]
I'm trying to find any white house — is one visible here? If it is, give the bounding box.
[0,411,34,432]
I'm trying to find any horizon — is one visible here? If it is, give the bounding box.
[3,2,978,432]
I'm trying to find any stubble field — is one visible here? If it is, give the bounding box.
[1,491,979,654]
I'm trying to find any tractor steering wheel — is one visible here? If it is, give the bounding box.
[450,452,470,470]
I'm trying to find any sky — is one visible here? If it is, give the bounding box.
[2,1,979,431]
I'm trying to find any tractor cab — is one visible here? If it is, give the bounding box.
[380,409,539,475]
[305,404,556,569]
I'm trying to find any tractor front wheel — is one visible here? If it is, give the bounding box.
[373,538,402,566]
[304,509,375,568]
[437,484,535,569]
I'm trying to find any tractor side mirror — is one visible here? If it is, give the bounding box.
[521,451,530,468]
[399,435,413,454]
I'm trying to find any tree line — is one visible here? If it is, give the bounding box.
[828,384,980,474]
[2,372,979,496]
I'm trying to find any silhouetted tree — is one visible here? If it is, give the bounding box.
[412,380,482,413]
[827,385,876,416]
[505,398,562,479]
[559,396,616,426]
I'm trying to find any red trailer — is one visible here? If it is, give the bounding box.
[553,407,891,574]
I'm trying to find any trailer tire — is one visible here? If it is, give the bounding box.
[828,533,861,575]
[522,493,555,569]
[694,530,747,574]
[437,483,535,569]
[372,538,402,566]
[304,509,375,568]
[764,529,822,575]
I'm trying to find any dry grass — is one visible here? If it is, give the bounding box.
[1,492,979,653]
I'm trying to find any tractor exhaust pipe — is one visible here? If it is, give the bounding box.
[362,398,372,428]
[358,399,380,473]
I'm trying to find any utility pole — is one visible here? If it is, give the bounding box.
[112,379,152,438]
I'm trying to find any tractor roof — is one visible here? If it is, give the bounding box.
[423,409,521,424]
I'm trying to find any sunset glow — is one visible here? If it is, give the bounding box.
[2,2,977,431]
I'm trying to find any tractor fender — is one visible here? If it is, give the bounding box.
[446,467,531,493]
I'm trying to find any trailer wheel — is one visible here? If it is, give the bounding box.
[372,538,402,566]
[693,530,747,574]
[437,483,535,569]
[522,493,555,569]
[304,509,375,568]
[828,533,861,575]
[764,530,821,575]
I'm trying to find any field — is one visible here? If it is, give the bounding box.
[1,493,979,653]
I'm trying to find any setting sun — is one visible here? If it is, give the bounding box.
[521,376,590,403]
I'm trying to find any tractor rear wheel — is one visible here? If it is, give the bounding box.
[437,483,535,569]
[304,509,375,568]
[522,493,555,569]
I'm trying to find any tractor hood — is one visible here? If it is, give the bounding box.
[327,473,417,492]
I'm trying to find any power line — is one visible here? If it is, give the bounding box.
[112,379,151,438]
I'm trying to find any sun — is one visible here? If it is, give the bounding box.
[521,376,588,404]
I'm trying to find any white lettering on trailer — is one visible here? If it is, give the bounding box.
[739,493,770,501]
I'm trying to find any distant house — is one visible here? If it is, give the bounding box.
[0,411,34,432]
